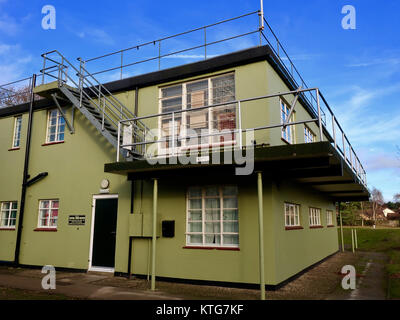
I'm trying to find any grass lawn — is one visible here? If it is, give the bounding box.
[339,227,400,299]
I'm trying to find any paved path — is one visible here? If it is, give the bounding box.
[0,268,182,300]
[328,251,387,300]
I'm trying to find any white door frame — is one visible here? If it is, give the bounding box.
[88,194,118,273]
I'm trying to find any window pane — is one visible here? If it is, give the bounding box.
[48,134,56,142]
[41,201,49,209]
[188,222,202,232]
[187,80,208,109]
[205,187,219,197]
[212,74,235,104]
[223,221,238,233]
[10,211,17,219]
[205,210,220,221]
[40,209,49,219]
[162,97,182,112]
[205,198,220,209]
[50,217,58,227]
[189,199,202,210]
[11,202,17,210]
[223,209,238,220]
[162,85,182,98]
[223,234,239,245]
[205,222,220,233]
[188,211,202,221]
[205,234,221,245]
[223,198,237,209]
[188,187,202,198]
[188,234,202,245]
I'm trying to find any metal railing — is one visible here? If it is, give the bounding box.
[81,11,262,81]
[39,50,149,155]
[0,77,41,108]
[117,87,367,187]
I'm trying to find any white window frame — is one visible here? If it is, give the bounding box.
[284,202,301,227]
[326,210,334,226]
[37,199,59,229]
[0,201,17,228]
[46,109,66,143]
[12,116,22,148]
[186,185,239,248]
[304,125,316,143]
[309,207,321,227]
[280,99,295,144]
[158,73,236,156]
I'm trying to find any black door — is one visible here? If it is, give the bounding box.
[91,198,118,268]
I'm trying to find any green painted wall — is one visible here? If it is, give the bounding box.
[0,114,26,261]
[271,179,338,284]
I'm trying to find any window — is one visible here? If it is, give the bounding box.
[327,210,334,226]
[280,100,295,144]
[159,73,236,153]
[12,116,22,148]
[186,186,239,248]
[284,203,300,227]
[38,200,59,228]
[0,202,17,228]
[304,125,316,143]
[309,207,321,227]
[46,109,65,143]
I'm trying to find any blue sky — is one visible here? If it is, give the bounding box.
[0,0,399,201]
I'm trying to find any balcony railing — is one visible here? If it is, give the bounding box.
[117,87,367,188]
[0,77,42,108]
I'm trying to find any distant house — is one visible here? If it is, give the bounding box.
[383,207,396,218]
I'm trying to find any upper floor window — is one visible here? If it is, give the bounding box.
[280,100,295,144]
[309,207,321,227]
[1,201,17,228]
[46,109,65,143]
[159,73,236,153]
[38,199,59,229]
[186,185,239,248]
[326,210,334,226]
[284,203,300,227]
[12,116,22,148]
[304,125,316,143]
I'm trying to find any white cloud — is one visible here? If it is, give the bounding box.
[346,58,400,68]
[0,13,19,36]
[0,43,32,84]
[76,28,114,45]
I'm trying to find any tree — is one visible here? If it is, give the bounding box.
[394,193,400,202]
[370,187,384,223]
[0,85,32,107]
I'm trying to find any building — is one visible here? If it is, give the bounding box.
[0,10,369,294]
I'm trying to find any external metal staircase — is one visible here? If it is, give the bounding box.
[36,50,147,160]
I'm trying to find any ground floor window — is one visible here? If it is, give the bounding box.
[38,200,59,228]
[326,210,334,226]
[309,207,321,227]
[284,203,300,227]
[0,201,17,228]
[186,185,238,248]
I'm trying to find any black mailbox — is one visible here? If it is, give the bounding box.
[162,220,175,238]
